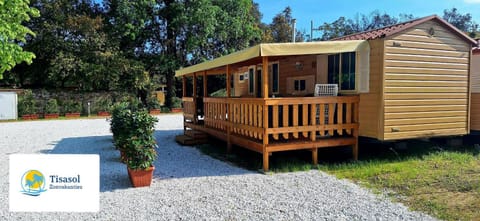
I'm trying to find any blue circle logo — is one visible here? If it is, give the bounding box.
[21,170,47,196]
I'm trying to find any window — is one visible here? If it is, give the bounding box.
[294,80,306,91]
[269,62,279,94]
[248,67,254,94]
[328,52,356,91]
[341,52,355,91]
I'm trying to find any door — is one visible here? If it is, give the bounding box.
[256,68,262,98]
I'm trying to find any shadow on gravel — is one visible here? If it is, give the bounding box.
[40,135,131,192]
[37,129,253,192]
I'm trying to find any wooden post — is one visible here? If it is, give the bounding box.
[226,65,232,153]
[182,76,187,97]
[203,71,208,97]
[193,73,197,123]
[262,56,269,172]
[353,102,359,160]
[312,148,318,166]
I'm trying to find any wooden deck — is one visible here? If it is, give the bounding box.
[182,96,360,171]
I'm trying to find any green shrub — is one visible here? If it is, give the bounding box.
[147,96,161,110]
[18,90,37,115]
[63,100,82,113]
[95,97,113,112]
[44,98,59,114]
[172,97,182,108]
[110,102,158,170]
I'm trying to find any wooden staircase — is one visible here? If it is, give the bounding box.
[175,129,208,145]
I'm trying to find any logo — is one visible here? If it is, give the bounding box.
[20,170,47,196]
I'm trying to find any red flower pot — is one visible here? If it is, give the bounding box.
[44,113,59,119]
[21,114,39,120]
[97,111,110,117]
[127,166,155,187]
[149,109,161,115]
[170,108,183,113]
[65,112,81,118]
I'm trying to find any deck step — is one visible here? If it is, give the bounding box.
[184,130,208,139]
[175,134,208,146]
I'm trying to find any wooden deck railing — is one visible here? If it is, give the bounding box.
[199,96,359,145]
[182,97,195,122]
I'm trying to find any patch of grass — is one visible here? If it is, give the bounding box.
[319,139,480,221]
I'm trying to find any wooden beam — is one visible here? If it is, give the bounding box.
[312,148,318,166]
[203,71,208,97]
[193,73,197,97]
[193,73,197,123]
[226,65,232,153]
[182,76,186,97]
[262,56,269,98]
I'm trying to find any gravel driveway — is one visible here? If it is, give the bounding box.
[0,114,436,220]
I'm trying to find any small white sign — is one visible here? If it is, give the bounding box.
[9,154,99,212]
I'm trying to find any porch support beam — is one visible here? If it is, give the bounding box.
[193,73,197,123]
[203,71,208,97]
[262,56,269,172]
[226,65,232,153]
[182,76,187,97]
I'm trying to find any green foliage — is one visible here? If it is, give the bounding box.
[18,89,37,115]
[63,100,82,113]
[94,97,113,113]
[146,96,161,110]
[44,98,59,114]
[110,102,158,170]
[443,7,478,37]
[171,97,182,108]
[0,0,40,78]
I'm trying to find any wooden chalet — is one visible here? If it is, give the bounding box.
[175,15,477,171]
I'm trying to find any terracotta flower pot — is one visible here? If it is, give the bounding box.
[127,166,155,187]
[21,114,39,120]
[170,108,183,113]
[44,113,59,119]
[149,109,161,115]
[65,112,81,118]
[97,111,111,117]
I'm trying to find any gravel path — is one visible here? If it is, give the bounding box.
[0,114,436,220]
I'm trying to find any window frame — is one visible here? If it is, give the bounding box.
[269,61,280,95]
[327,52,358,93]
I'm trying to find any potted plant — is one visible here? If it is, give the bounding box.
[170,97,183,113]
[18,90,39,120]
[110,103,158,187]
[64,100,82,118]
[96,97,112,117]
[147,97,161,115]
[44,98,60,119]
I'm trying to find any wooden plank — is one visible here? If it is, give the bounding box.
[319,104,325,136]
[472,93,480,130]
[385,67,467,75]
[385,105,467,113]
[384,93,467,99]
[302,104,308,138]
[385,122,466,132]
[337,103,343,135]
[328,103,335,135]
[383,128,468,140]
[385,54,468,64]
[267,137,356,152]
[346,102,352,135]
[267,124,358,134]
[265,96,359,105]
[384,87,467,93]
[272,105,279,140]
[385,47,468,58]
[385,111,467,119]
[386,60,468,70]
[203,71,208,97]
[229,135,263,153]
[310,104,316,141]
[385,116,467,126]
[391,34,468,46]
[385,40,469,51]
[248,104,253,137]
[292,105,299,138]
[385,73,468,81]
[258,105,263,139]
[384,99,468,106]
[282,104,289,139]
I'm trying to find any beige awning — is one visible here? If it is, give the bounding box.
[175,40,369,77]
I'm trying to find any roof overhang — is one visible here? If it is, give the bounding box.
[175,40,369,77]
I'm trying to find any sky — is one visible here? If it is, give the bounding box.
[255,0,480,39]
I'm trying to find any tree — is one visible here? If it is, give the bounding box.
[443,7,478,37]
[268,7,304,43]
[0,0,39,78]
